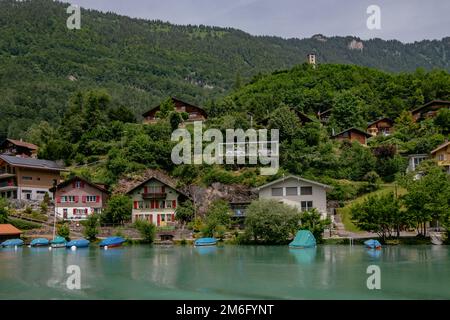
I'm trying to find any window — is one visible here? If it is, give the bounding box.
[61,196,75,203]
[286,187,298,196]
[159,200,165,209]
[138,201,144,209]
[75,181,82,189]
[439,154,445,161]
[22,176,33,181]
[86,195,97,202]
[166,201,173,208]
[271,188,283,196]
[301,201,314,212]
[161,214,166,222]
[300,187,313,196]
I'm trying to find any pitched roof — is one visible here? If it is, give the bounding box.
[256,175,332,191]
[367,117,393,127]
[0,224,22,235]
[0,154,64,171]
[3,139,38,150]
[121,169,188,197]
[332,127,372,138]
[411,100,450,114]
[142,97,206,117]
[54,176,109,193]
[431,141,450,155]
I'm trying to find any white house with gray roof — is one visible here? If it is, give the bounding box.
[256,175,332,219]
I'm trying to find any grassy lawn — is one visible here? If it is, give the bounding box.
[337,184,406,233]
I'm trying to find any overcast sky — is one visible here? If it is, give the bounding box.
[67,0,450,42]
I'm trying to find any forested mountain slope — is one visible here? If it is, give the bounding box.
[0,0,449,138]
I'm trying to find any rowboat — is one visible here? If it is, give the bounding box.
[364,239,382,250]
[30,238,50,247]
[66,238,90,248]
[99,236,126,248]
[1,239,24,247]
[50,236,67,248]
[194,237,218,247]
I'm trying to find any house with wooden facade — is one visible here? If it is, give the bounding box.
[53,177,109,221]
[431,141,450,174]
[127,172,188,226]
[142,97,208,124]
[411,100,450,122]
[0,224,22,242]
[331,128,372,145]
[256,175,332,219]
[0,139,38,158]
[0,155,64,201]
[367,118,394,137]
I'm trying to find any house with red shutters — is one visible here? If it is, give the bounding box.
[126,172,189,226]
[53,176,109,221]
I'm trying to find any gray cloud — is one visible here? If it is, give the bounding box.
[68,0,450,42]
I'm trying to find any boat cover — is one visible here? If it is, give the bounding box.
[51,236,67,245]
[194,237,218,246]
[66,238,90,248]
[289,230,316,248]
[1,239,24,247]
[31,238,50,246]
[99,236,126,247]
[364,239,382,249]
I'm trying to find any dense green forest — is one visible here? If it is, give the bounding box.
[1,0,450,139]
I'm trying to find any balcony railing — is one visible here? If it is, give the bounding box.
[142,192,167,199]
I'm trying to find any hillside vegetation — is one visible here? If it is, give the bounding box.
[1,0,450,139]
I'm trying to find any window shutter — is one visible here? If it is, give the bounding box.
[96,196,100,203]
[73,208,76,215]
[72,182,76,188]
[82,196,86,203]
[56,196,61,204]
[156,201,160,209]
[134,201,138,209]
[75,196,79,203]
[157,214,160,227]
[172,200,177,209]
[172,214,175,222]
[151,201,155,209]
[85,208,88,214]
[144,186,148,194]
[149,215,153,224]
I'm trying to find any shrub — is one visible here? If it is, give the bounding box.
[82,214,100,240]
[0,198,9,223]
[244,199,302,244]
[134,220,156,243]
[40,201,48,215]
[57,223,70,240]
[299,209,331,243]
[102,194,132,224]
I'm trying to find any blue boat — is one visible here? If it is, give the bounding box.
[364,239,382,249]
[50,236,67,248]
[194,237,218,247]
[30,238,50,247]
[1,239,24,247]
[66,238,90,248]
[99,236,126,248]
[289,230,316,249]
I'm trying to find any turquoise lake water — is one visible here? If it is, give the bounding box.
[0,245,449,299]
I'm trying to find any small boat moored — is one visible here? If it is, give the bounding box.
[66,238,90,248]
[289,230,316,249]
[50,236,67,248]
[30,238,50,247]
[364,239,382,250]
[1,239,24,247]
[99,236,126,248]
[194,237,218,247]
